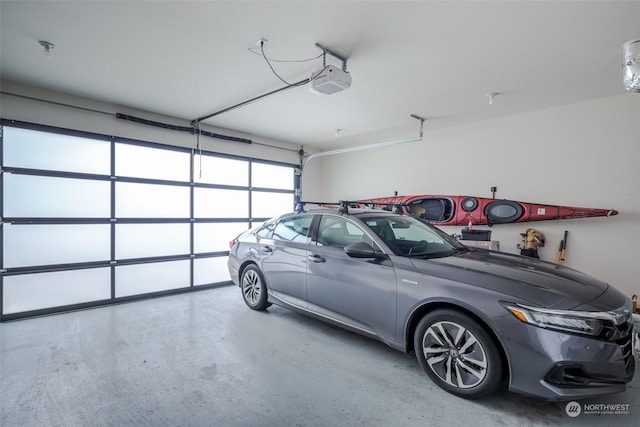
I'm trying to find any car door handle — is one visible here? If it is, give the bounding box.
[308,254,326,263]
[261,246,273,254]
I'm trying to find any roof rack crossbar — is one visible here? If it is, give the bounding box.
[295,200,409,214]
[295,200,341,213]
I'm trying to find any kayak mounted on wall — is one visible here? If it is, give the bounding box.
[361,195,618,226]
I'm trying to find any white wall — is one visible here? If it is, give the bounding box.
[319,94,640,298]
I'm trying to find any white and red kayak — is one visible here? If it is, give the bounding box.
[361,195,618,226]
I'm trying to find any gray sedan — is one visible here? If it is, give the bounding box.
[227,205,635,400]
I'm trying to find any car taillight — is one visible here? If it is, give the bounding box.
[229,238,237,249]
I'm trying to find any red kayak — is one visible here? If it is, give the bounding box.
[361,195,618,226]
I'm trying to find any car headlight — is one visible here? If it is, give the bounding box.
[502,301,631,338]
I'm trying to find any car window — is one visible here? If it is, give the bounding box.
[388,220,446,244]
[316,215,375,249]
[363,216,460,257]
[255,220,276,239]
[272,215,313,243]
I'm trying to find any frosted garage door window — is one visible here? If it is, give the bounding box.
[194,188,248,218]
[194,257,231,285]
[116,182,190,218]
[3,268,111,314]
[194,222,249,253]
[252,191,294,218]
[3,126,110,174]
[116,260,190,297]
[194,155,249,186]
[3,174,110,217]
[116,224,190,259]
[252,163,294,190]
[116,143,190,182]
[3,224,110,268]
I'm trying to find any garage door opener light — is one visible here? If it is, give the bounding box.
[309,44,351,95]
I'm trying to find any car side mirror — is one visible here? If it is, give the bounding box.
[344,241,381,258]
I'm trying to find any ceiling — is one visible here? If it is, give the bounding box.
[2,1,639,150]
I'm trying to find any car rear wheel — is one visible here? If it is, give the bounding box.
[240,265,269,310]
[414,309,503,399]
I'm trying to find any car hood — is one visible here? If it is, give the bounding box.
[410,249,612,309]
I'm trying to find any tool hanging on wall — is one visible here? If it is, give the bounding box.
[518,228,545,258]
[556,230,569,265]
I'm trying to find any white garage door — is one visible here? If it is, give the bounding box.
[1,122,297,320]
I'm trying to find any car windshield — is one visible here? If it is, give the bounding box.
[362,215,466,258]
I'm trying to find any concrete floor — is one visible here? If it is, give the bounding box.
[1,286,638,427]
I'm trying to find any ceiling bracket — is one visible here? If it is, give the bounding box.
[301,114,427,169]
[410,114,426,137]
[315,43,348,72]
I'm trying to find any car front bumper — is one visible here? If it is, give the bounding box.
[501,322,635,400]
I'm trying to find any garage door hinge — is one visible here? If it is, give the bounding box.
[110,261,117,265]
[0,269,6,274]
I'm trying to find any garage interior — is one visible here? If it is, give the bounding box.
[1,1,639,426]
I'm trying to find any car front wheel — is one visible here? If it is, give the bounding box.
[240,264,269,310]
[414,309,503,399]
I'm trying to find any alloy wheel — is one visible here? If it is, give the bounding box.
[422,320,488,389]
[242,269,262,305]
